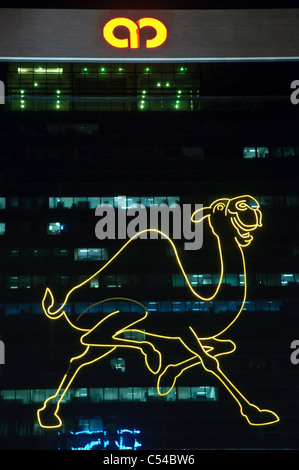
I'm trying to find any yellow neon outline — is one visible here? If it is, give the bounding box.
[37,195,280,428]
[103,18,140,49]
[136,18,167,48]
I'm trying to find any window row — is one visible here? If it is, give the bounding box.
[243,146,297,159]
[49,196,181,210]
[0,299,285,316]
[8,62,200,112]
[5,61,294,112]
[0,193,298,212]
[3,272,298,290]
[173,273,299,287]
[0,386,217,405]
[12,246,299,261]
[12,248,108,261]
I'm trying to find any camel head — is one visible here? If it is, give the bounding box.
[191,195,262,247]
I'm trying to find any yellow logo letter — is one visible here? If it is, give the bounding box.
[103,17,140,49]
[137,17,167,48]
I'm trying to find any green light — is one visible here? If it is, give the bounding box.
[20,90,25,94]
[142,90,146,95]
[56,90,61,94]
[145,67,150,72]
[178,90,182,94]
[100,67,106,72]
[157,82,161,87]
[34,82,38,87]
[166,82,170,87]
[56,104,60,109]
[20,100,25,103]
[118,67,124,72]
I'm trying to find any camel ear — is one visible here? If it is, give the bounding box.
[191,206,211,223]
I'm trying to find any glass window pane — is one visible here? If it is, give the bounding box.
[104,388,118,401]
[281,274,295,285]
[47,222,61,234]
[257,147,269,158]
[119,388,133,401]
[89,388,103,402]
[243,147,256,158]
[177,387,191,400]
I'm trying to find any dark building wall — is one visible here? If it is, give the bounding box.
[0,38,298,450]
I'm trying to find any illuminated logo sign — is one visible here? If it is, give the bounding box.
[103,17,167,49]
[37,195,280,429]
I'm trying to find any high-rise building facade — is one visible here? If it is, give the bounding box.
[0,4,299,451]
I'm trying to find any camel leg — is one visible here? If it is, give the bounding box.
[157,338,235,394]
[179,327,280,426]
[37,346,116,428]
[157,355,201,395]
[80,310,162,375]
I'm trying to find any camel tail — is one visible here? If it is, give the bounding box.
[42,287,66,320]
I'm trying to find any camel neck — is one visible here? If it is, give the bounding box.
[221,236,245,275]
[185,234,246,302]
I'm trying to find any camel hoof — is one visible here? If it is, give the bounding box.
[241,403,280,426]
[37,403,62,429]
[157,365,179,395]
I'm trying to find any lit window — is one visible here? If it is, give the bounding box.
[257,147,269,158]
[89,278,99,288]
[0,223,5,235]
[7,276,31,289]
[104,388,118,401]
[110,357,126,373]
[47,222,64,234]
[281,274,295,285]
[74,248,108,261]
[172,274,184,287]
[243,147,256,158]
[75,388,88,399]
[243,147,269,158]
[49,197,73,209]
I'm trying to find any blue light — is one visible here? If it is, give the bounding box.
[71,439,102,450]
[70,428,142,451]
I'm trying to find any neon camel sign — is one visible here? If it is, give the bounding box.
[103,17,167,49]
[37,195,280,429]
